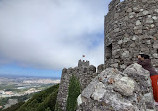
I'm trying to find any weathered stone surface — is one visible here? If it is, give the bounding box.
[91,82,106,101]
[155,9,158,13]
[123,63,155,110]
[136,20,141,25]
[118,40,123,44]
[114,77,136,96]
[56,60,97,111]
[77,64,156,111]
[104,0,158,71]
[153,53,158,58]
[81,80,98,99]
[153,41,158,48]
[129,12,136,18]
[146,18,154,23]
[152,16,158,20]
[110,63,118,68]
[77,94,82,106]
[143,10,149,15]
[57,0,158,110]
[121,51,130,58]
[120,64,126,69]
[146,40,151,44]
[114,28,119,32]
[127,8,132,13]
[132,36,137,40]
[97,64,106,73]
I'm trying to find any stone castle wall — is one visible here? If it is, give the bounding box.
[56,0,158,110]
[104,0,158,70]
[56,60,97,111]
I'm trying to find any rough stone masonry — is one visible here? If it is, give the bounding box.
[77,63,156,111]
[105,0,158,70]
[55,60,97,111]
[56,0,158,110]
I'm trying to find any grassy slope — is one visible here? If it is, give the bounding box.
[16,84,59,111]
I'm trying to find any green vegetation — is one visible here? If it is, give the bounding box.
[66,75,81,111]
[0,94,32,110]
[1,76,81,111]
[0,84,17,91]
[2,102,24,111]
[16,84,59,111]
[0,98,8,107]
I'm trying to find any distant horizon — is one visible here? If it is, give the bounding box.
[0,0,116,77]
[0,73,61,79]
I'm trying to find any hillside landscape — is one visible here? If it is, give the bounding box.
[0,75,60,110]
[1,0,158,110]
[2,84,59,111]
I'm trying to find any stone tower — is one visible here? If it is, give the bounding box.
[55,60,97,111]
[78,59,90,67]
[104,0,158,70]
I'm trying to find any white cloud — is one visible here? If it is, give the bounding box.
[0,0,111,70]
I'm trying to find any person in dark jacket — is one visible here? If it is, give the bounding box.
[137,54,158,105]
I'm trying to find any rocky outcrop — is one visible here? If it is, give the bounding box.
[124,63,155,110]
[77,63,156,111]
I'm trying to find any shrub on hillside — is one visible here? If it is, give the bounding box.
[66,75,81,111]
[17,84,59,111]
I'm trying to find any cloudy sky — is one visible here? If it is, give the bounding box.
[0,0,123,78]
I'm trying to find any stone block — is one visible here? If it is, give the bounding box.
[91,82,106,101]
[114,77,136,96]
[153,53,158,58]
[136,20,141,25]
[146,18,154,23]
[143,10,149,15]
[121,51,130,59]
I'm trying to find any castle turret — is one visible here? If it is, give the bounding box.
[78,59,90,68]
[104,0,158,70]
[55,60,96,111]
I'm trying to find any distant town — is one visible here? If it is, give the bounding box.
[0,75,60,109]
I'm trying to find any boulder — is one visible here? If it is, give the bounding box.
[123,63,155,110]
[77,63,156,111]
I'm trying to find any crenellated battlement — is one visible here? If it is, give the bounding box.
[78,59,89,67]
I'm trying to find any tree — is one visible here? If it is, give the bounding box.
[66,75,81,111]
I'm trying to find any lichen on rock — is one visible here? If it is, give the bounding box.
[77,63,156,111]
